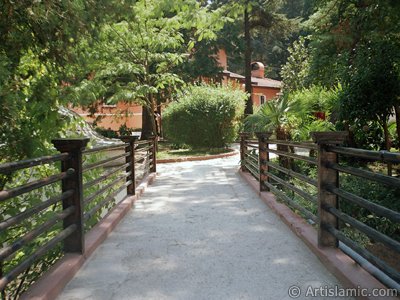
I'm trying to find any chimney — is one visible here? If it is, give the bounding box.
[251,62,264,78]
[216,48,228,70]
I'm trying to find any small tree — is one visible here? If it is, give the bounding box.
[281,37,311,95]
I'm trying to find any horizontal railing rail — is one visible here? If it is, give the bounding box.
[0,153,70,174]
[268,139,317,150]
[240,131,400,289]
[0,136,157,298]
[317,134,400,285]
[327,145,400,164]
[253,133,318,223]
[82,143,128,155]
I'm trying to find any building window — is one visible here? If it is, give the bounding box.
[260,95,266,105]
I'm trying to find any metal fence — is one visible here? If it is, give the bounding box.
[0,136,156,298]
[240,131,400,287]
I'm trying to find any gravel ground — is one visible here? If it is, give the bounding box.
[58,152,351,300]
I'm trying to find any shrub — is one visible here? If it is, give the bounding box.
[163,84,247,148]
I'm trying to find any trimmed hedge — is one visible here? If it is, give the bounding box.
[163,84,246,148]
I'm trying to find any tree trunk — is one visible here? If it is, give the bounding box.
[141,106,152,139]
[394,103,400,150]
[381,118,392,176]
[244,3,253,116]
[156,103,162,138]
[276,126,289,169]
[141,95,157,140]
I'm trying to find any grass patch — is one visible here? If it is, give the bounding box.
[157,142,233,160]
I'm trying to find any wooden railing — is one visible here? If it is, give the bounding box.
[240,131,400,287]
[0,136,156,298]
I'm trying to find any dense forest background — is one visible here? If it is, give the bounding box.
[1,0,400,160]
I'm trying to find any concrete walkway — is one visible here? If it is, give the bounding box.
[58,153,351,300]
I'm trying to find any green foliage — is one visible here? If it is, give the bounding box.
[339,40,400,141]
[299,0,400,149]
[340,172,400,242]
[269,158,318,220]
[244,97,298,135]
[65,0,226,138]
[0,164,63,299]
[1,147,129,298]
[288,85,339,140]
[0,1,117,162]
[289,85,340,114]
[281,36,311,94]
[244,85,339,141]
[210,0,304,80]
[163,84,246,148]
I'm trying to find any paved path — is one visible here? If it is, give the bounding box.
[58,153,351,300]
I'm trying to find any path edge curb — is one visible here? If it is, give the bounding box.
[157,148,238,164]
[239,170,396,300]
[21,173,157,300]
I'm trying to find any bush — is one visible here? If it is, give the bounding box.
[163,84,247,148]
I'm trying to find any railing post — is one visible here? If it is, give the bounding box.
[240,133,250,172]
[256,132,272,192]
[312,132,348,248]
[52,138,89,254]
[120,136,137,195]
[150,136,157,173]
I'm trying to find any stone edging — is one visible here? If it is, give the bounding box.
[157,148,238,164]
[239,170,395,300]
[21,173,157,300]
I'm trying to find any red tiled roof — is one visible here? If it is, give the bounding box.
[221,70,245,79]
[221,70,282,88]
[251,77,282,88]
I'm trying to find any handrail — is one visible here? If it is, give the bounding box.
[0,189,74,232]
[323,224,400,283]
[326,186,400,223]
[82,143,127,155]
[0,153,69,174]
[0,136,157,297]
[263,180,317,222]
[83,152,129,172]
[83,163,130,190]
[0,170,74,203]
[0,224,77,291]
[83,175,126,205]
[240,131,400,285]
[0,206,76,261]
[268,139,317,150]
[328,162,400,188]
[266,148,317,165]
[323,204,400,253]
[266,171,317,204]
[265,161,317,187]
[327,145,400,164]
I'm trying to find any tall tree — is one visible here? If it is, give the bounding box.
[244,2,253,115]
[304,0,400,149]
[211,0,295,115]
[0,0,120,161]
[67,0,225,139]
